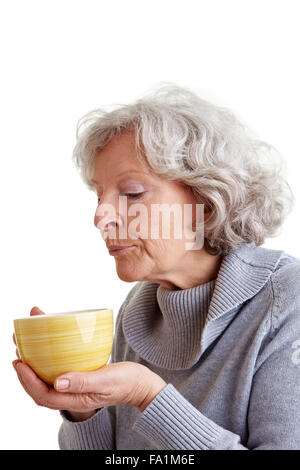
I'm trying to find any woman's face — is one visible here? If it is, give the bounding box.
[92,131,208,287]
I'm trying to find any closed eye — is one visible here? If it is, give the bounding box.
[125,193,144,200]
[97,192,144,204]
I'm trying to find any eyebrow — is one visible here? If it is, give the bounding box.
[91,169,147,185]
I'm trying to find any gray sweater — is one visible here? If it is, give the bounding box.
[58,242,300,450]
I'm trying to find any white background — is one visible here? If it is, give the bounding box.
[1,0,299,449]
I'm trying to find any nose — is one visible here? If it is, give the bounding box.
[97,220,117,231]
[94,213,119,232]
[94,191,130,241]
[94,195,123,234]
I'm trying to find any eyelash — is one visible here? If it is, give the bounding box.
[97,192,144,203]
[126,192,144,200]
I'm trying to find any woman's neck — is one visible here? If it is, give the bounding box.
[155,249,223,290]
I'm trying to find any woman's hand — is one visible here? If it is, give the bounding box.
[12,307,167,414]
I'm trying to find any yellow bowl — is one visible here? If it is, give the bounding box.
[13,308,113,385]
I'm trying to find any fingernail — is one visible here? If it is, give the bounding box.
[56,378,70,390]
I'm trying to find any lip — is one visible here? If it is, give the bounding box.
[108,245,135,256]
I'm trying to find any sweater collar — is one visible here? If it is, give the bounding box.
[206,241,284,321]
[122,242,284,370]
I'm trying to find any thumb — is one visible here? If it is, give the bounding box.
[54,367,110,393]
[30,306,45,316]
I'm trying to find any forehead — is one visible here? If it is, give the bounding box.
[92,131,154,182]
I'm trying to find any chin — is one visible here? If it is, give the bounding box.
[116,267,139,283]
[115,264,148,283]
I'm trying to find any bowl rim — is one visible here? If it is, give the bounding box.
[14,308,113,321]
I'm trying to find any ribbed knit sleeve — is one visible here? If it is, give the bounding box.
[58,406,114,450]
[133,384,248,450]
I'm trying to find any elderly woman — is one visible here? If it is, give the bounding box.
[13,84,300,450]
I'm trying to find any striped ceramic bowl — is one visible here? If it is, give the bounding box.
[13,308,113,385]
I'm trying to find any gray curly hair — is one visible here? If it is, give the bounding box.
[72,82,294,256]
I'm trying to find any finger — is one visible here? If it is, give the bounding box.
[54,362,141,394]
[30,306,45,316]
[54,365,113,393]
[13,361,84,411]
[14,361,50,399]
[13,359,22,368]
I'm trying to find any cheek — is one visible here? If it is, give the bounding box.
[126,199,196,253]
[141,237,186,261]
